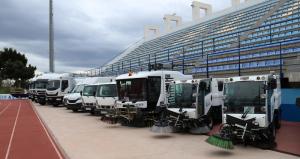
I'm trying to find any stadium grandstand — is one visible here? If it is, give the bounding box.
[85,0,300,81]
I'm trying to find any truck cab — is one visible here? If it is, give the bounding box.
[28,79,36,101]
[216,73,281,148]
[35,79,49,105]
[46,73,75,106]
[64,84,86,112]
[95,82,118,115]
[223,74,281,128]
[152,78,225,134]
[81,84,98,114]
[111,70,192,127]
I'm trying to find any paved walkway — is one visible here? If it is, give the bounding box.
[34,103,299,159]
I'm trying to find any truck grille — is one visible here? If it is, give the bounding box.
[46,92,58,96]
[68,100,77,103]
[37,91,46,95]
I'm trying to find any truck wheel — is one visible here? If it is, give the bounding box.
[53,103,59,107]
[39,101,46,105]
[207,116,214,130]
[90,109,95,115]
[72,109,78,112]
[264,124,276,149]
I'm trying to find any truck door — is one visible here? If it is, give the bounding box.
[198,80,211,116]
[147,77,161,110]
[61,80,69,94]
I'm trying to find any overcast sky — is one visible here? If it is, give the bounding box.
[0,0,233,73]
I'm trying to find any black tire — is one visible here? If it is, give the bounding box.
[207,116,214,130]
[132,112,145,127]
[53,103,59,107]
[120,118,129,126]
[39,101,46,105]
[261,124,276,149]
[72,109,78,112]
[90,109,95,115]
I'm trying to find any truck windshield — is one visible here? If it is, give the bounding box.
[35,81,48,89]
[224,81,265,114]
[30,83,35,89]
[71,85,78,93]
[71,84,85,93]
[168,83,196,108]
[117,78,147,101]
[97,84,117,97]
[47,80,60,90]
[83,85,97,96]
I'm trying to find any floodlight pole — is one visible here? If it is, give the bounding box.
[49,0,55,72]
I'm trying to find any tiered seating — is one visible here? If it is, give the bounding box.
[103,0,300,77]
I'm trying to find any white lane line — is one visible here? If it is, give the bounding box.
[0,102,11,117]
[0,105,9,116]
[31,101,64,159]
[5,102,21,159]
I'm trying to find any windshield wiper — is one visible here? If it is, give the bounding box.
[241,107,251,119]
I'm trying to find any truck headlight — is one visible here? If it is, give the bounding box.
[192,103,196,108]
[261,106,266,112]
[135,103,144,107]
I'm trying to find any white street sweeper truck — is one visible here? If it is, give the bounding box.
[206,73,281,149]
[151,78,225,134]
[102,70,192,127]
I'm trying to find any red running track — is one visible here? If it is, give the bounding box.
[275,121,300,156]
[0,100,64,159]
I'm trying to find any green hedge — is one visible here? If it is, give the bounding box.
[0,87,10,94]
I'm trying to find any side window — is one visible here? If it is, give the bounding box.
[296,97,300,107]
[147,77,161,107]
[218,81,224,92]
[199,80,211,96]
[168,84,176,106]
[62,80,69,91]
[268,78,277,89]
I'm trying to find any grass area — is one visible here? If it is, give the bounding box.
[0,87,10,94]
[0,87,24,94]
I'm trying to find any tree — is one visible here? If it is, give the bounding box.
[0,48,36,87]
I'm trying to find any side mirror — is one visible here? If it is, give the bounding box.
[192,93,197,97]
[296,97,300,107]
[93,91,96,97]
[199,82,206,89]
[268,79,277,89]
[222,95,226,100]
[192,84,197,91]
[260,94,266,99]
[80,91,82,96]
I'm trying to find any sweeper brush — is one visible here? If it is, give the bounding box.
[150,114,173,133]
[206,134,234,150]
[151,107,173,133]
[150,124,173,133]
[101,115,118,124]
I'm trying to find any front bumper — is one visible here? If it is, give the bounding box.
[82,104,96,111]
[37,94,46,102]
[96,105,114,114]
[67,103,82,110]
[46,96,63,104]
